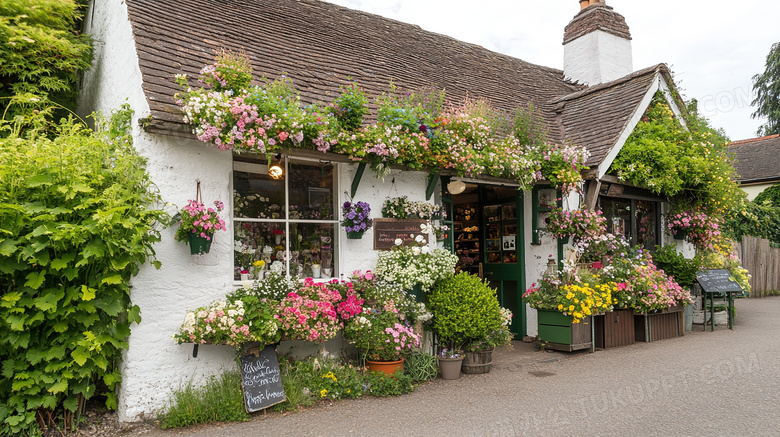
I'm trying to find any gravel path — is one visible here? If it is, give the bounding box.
[93,296,780,437]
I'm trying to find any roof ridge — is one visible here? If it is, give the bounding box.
[551,63,666,104]
[730,134,780,146]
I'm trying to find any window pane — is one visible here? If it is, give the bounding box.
[603,198,631,240]
[288,160,335,220]
[290,223,336,279]
[233,162,286,219]
[636,200,657,252]
[234,221,285,280]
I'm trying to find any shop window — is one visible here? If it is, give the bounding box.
[233,157,338,280]
[600,197,660,252]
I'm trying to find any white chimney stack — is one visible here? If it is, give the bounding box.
[564,1,633,86]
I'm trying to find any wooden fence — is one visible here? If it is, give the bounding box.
[733,236,780,297]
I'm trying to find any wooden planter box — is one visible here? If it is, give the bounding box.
[634,305,684,342]
[594,309,636,349]
[537,309,592,352]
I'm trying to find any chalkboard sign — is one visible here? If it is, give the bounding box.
[696,269,743,293]
[373,218,427,250]
[239,346,286,412]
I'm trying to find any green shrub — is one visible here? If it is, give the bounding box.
[428,272,502,348]
[753,183,780,208]
[652,244,701,288]
[404,352,438,381]
[159,370,249,429]
[365,371,415,396]
[0,105,167,435]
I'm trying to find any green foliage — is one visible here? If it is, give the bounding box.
[722,201,780,246]
[428,272,503,348]
[751,42,780,136]
[612,93,741,218]
[159,369,249,429]
[652,244,701,288]
[403,352,438,382]
[0,0,93,117]
[365,370,415,396]
[202,50,253,92]
[329,82,368,131]
[0,105,167,435]
[753,183,780,208]
[513,101,547,146]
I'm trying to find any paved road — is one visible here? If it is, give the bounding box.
[142,297,780,437]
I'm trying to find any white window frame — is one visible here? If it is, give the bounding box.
[232,156,341,282]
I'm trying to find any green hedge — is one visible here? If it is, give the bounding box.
[0,106,166,435]
[723,201,780,246]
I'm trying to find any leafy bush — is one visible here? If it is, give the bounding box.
[329,82,368,131]
[159,370,249,429]
[723,201,780,246]
[652,244,702,288]
[365,371,415,396]
[428,273,502,348]
[0,106,166,435]
[753,183,780,208]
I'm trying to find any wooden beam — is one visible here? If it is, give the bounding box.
[426,171,440,201]
[351,163,366,198]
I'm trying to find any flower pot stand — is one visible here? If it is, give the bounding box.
[537,309,592,352]
[438,357,464,380]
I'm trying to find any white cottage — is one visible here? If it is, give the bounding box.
[78,0,691,421]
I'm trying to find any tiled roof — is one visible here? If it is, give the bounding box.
[125,0,580,141]
[553,64,666,167]
[563,4,631,45]
[729,134,780,182]
[122,0,662,167]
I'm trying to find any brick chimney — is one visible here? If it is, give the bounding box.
[564,1,633,85]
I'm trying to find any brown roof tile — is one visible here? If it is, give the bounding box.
[124,0,580,141]
[554,64,666,167]
[729,134,780,182]
[563,4,631,45]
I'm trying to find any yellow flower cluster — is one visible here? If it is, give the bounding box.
[556,283,616,324]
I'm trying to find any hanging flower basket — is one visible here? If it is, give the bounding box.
[673,229,688,241]
[346,231,364,239]
[188,233,213,255]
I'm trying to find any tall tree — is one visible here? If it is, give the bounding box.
[751,42,780,136]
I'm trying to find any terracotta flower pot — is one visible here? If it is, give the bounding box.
[366,358,404,375]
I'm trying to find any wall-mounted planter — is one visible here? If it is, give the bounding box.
[188,233,213,255]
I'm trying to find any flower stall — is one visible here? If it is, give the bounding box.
[73,0,756,422]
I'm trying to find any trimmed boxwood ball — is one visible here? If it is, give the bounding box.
[428,272,503,347]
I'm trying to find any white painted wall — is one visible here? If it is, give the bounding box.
[564,30,633,86]
[741,183,771,201]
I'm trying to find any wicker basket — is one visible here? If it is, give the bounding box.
[461,348,494,374]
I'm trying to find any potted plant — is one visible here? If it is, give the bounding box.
[174,199,227,254]
[461,307,514,374]
[428,272,504,379]
[344,309,420,374]
[666,210,722,251]
[341,200,373,239]
[544,208,606,244]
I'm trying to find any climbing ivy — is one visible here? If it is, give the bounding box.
[0,104,167,435]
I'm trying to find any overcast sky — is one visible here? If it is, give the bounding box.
[323,0,778,141]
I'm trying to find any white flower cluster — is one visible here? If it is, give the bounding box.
[499,307,513,326]
[375,247,458,292]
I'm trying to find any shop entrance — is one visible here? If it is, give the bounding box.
[451,184,526,338]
